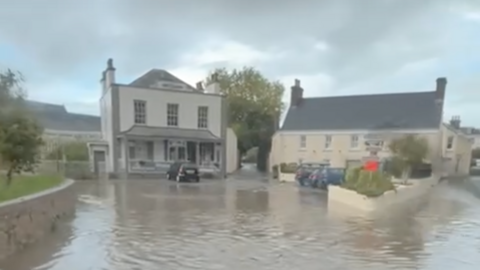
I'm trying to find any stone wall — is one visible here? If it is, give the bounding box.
[0,179,75,260]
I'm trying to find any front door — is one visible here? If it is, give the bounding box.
[93,151,106,174]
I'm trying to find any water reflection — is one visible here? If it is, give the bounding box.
[1,178,480,269]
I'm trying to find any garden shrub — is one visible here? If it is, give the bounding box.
[342,169,395,197]
[280,162,297,173]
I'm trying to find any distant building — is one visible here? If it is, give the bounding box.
[458,126,480,149]
[270,77,472,177]
[25,100,101,156]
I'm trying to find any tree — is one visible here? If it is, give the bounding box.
[0,70,43,186]
[388,134,429,183]
[205,67,284,171]
[46,141,89,161]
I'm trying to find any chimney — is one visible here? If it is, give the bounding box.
[290,78,303,107]
[205,72,221,94]
[435,77,447,104]
[450,115,461,129]
[196,81,204,92]
[105,58,116,88]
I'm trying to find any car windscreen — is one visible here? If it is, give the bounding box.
[328,168,344,174]
[182,164,198,169]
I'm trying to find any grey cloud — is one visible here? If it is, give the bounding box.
[0,0,477,90]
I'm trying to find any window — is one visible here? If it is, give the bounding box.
[300,135,306,149]
[447,136,454,150]
[197,106,209,128]
[134,100,146,124]
[350,135,359,148]
[325,135,332,149]
[167,103,179,126]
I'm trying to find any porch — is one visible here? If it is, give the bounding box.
[118,125,224,175]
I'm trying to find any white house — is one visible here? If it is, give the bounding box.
[90,59,238,177]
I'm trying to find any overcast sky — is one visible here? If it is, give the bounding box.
[0,0,479,126]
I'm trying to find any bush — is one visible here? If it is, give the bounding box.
[280,162,297,173]
[342,169,395,197]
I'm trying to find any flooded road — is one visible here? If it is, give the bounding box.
[1,176,480,270]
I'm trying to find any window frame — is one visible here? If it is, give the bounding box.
[350,135,359,149]
[447,136,454,150]
[299,135,307,149]
[167,103,179,127]
[197,106,209,129]
[325,135,332,149]
[133,100,147,124]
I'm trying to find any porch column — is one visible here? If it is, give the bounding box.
[196,142,200,165]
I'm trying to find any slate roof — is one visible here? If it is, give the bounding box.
[282,91,442,131]
[129,69,197,91]
[121,125,221,141]
[25,100,101,132]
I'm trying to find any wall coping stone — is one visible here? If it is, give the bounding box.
[0,178,75,209]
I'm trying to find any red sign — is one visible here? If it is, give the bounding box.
[364,160,378,171]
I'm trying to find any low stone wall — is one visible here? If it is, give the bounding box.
[328,176,439,212]
[279,173,296,182]
[0,179,76,260]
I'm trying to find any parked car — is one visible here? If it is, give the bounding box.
[306,167,345,189]
[295,162,329,186]
[167,162,200,182]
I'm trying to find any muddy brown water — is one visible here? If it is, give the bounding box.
[1,176,480,270]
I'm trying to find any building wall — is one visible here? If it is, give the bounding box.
[441,125,471,176]
[99,86,115,172]
[270,129,441,169]
[226,128,238,173]
[117,85,223,138]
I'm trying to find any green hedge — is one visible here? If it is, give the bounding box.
[342,167,395,197]
[279,162,297,174]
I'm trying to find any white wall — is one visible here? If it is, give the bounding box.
[118,85,223,138]
[226,128,238,173]
[100,87,114,172]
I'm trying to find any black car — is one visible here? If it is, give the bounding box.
[167,162,200,182]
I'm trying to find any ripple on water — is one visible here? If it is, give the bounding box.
[1,180,480,270]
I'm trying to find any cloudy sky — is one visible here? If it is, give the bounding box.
[0,0,479,126]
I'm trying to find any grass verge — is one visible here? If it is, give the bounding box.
[0,174,64,203]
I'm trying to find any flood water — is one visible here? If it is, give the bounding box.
[1,175,480,270]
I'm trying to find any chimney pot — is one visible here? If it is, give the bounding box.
[196,81,204,91]
[435,77,447,100]
[290,78,304,107]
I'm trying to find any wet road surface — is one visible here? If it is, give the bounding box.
[1,175,480,270]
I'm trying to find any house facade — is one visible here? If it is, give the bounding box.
[91,59,237,177]
[270,77,471,177]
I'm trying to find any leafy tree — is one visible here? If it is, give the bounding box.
[46,141,89,161]
[388,135,429,183]
[0,70,44,186]
[205,67,284,171]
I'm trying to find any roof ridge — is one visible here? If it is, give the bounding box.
[303,90,435,100]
